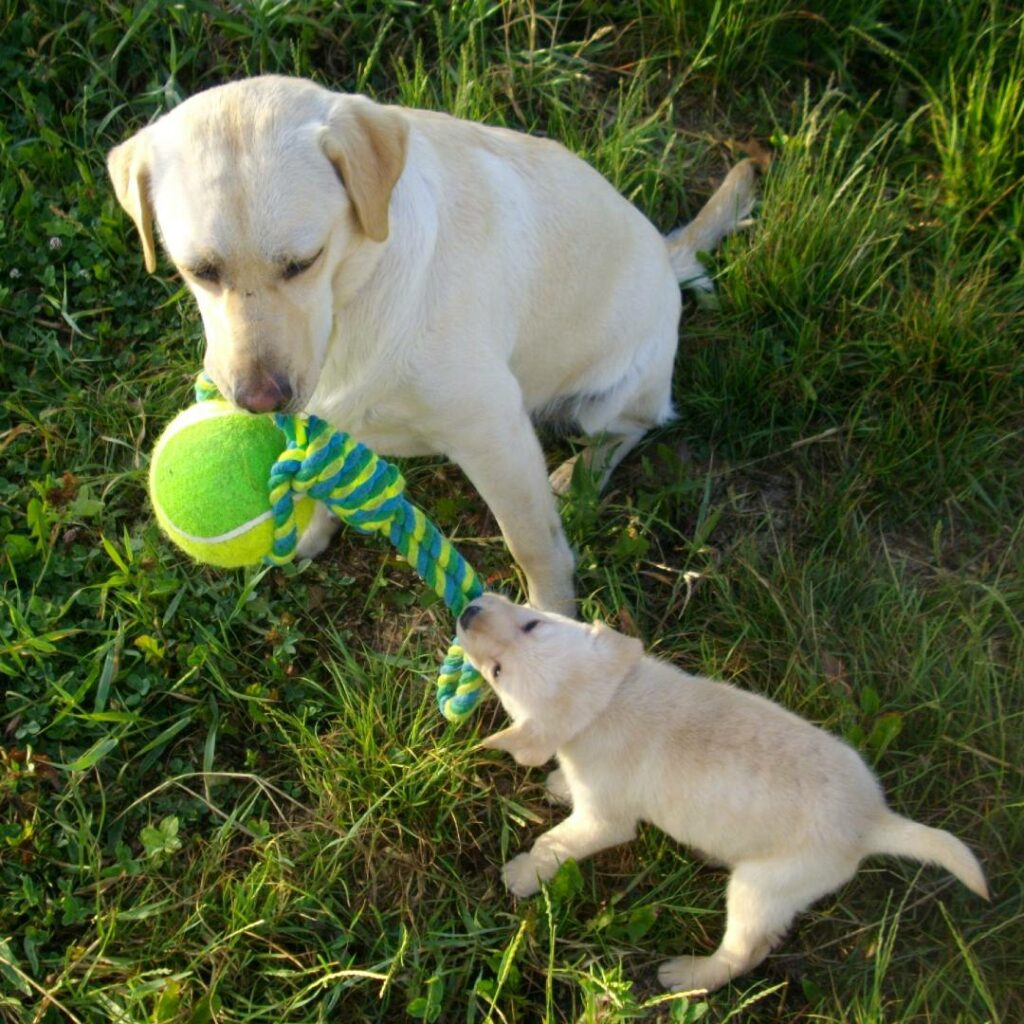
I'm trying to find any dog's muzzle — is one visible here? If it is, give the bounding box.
[234,369,293,413]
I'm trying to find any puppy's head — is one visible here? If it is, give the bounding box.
[107,75,408,413]
[456,594,643,761]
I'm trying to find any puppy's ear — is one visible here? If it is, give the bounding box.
[479,721,555,767]
[590,622,644,684]
[320,96,408,243]
[107,132,158,273]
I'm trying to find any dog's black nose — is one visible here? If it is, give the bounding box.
[234,370,293,413]
[459,603,483,629]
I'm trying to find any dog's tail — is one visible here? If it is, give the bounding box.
[664,158,757,294]
[868,811,989,900]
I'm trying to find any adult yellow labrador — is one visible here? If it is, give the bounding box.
[457,594,989,991]
[108,76,754,613]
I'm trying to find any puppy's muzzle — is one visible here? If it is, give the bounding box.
[234,369,293,413]
[459,602,484,630]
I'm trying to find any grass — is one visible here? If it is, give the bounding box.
[1,1,1021,1021]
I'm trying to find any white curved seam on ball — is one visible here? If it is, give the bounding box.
[159,492,309,544]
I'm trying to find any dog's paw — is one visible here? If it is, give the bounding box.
[657,954,730,994]
[502,853,543,897]
[544,768,572,806]
[295,504,340,559]
[549,456,578,497]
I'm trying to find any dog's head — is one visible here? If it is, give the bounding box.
[107,75,408,413]
[456,594,644,763]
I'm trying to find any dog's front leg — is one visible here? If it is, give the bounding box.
[479,720,555,767]
[502,810,636,897]
[444,389,575,615]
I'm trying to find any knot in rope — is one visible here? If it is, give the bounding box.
[266,411,407,565]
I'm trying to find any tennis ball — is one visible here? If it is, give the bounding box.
[148,400,314,567]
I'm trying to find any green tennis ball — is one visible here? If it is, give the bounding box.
[149,400,314,567]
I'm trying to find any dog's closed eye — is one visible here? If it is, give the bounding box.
[188,262,221,285]
[522,619,540,633]
[282,249,323,281]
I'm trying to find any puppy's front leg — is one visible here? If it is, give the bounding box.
[444,389,575,615]
[480,720,555,767]
[503,810,636,897]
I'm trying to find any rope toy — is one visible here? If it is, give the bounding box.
[194,373,486,722]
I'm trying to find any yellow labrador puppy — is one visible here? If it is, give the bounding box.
[107,75,755,614]
[456,594,988,992]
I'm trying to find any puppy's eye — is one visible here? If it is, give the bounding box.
[522,620,540,633]
[190,263,221,285]
[492,662,502,680]
[282,250,322,280]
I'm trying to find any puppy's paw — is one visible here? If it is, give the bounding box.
[295,504,340,559]
[502,853,543,897]
[657,954,730,994]
[480,722,555,768]
[544,768,572,806]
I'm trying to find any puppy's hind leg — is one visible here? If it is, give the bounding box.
[658,855,857,993]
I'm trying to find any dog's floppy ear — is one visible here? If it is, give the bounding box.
[107,131,158,273]
[590,622,644,684]
[535,622,643,739]
[320,96,408,243]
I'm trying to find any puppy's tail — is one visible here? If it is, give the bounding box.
[664,158,757,294]
[868,811,989,900]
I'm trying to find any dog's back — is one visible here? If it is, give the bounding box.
[561,657,884,865]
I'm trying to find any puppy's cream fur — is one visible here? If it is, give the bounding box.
[108,76,755,614]
[456,594,989,992]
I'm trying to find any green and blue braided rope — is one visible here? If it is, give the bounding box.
[195,373,485,722]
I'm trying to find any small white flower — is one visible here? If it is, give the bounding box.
[49,236,63,250]
[8,268,20,278]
